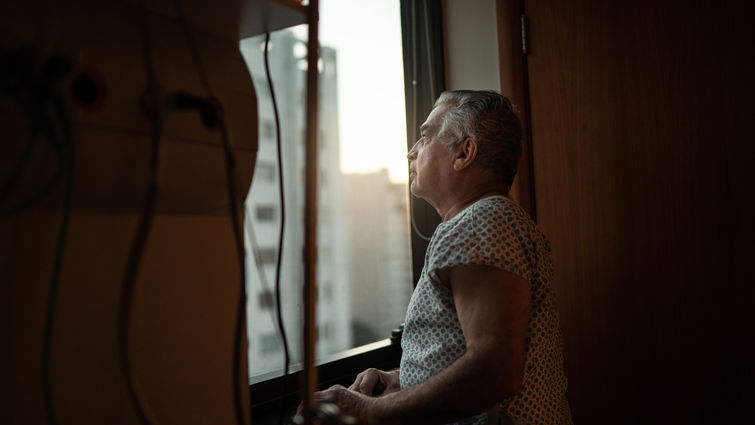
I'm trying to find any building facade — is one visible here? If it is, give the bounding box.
[241,30,352,379]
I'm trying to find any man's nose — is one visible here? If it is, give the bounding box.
[407,140,419,159]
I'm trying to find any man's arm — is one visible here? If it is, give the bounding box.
[349,368,400,396]
[318,265,530,425]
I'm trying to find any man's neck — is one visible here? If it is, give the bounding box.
[436,179,509,222]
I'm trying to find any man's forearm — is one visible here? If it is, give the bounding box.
[369,347,514,425]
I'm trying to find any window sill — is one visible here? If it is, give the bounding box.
[249,338,401,422]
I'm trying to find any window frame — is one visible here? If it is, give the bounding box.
[246,0,446,420]
[249,339,401,424]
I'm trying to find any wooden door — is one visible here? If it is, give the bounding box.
[504,0,755,423]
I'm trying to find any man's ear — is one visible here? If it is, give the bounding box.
[453,138,478,171]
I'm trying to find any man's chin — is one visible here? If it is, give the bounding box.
[409,182,420,197]
[409,189,428,202]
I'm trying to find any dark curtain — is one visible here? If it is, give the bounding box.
[399,0,446,286]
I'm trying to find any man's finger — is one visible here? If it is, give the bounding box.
[358,372,379,395]
[348,374,362,391]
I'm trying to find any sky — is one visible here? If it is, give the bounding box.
[297,0,409,183]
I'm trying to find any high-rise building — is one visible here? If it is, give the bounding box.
[240,30,352,380]
[344,170,413,345]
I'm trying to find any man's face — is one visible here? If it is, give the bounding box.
[407,104,456,201]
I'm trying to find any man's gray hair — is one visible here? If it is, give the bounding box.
[434,90,522,186]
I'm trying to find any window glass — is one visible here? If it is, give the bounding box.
[258,290,275,310]
[254,161,276,182]
[257,248,277,265]
[241,0,411,381]
[255,205,277,222]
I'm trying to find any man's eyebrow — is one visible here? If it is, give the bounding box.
[420,123,430,133]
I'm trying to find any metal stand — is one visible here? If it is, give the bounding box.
[301,0,320,424]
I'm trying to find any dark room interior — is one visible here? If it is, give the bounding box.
[1,0,753,424]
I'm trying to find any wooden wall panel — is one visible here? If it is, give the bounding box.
[523,0,754,423]
[0,1,258,424]
[0,0,258,215]
[495,0,536,216]
[0,212,244,425]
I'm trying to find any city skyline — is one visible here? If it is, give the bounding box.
[241,29,413,381]
[294,0,408,182]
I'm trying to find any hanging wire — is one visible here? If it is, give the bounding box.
[217,101,251,425]
[172,2,249,424]
[116,2,164,424]
[42,71,76,425]
[1,41,75,425]
[0,51,69,217]
[410,202,433,241]
[7,140,64,215]
[0,126,41,210]
[410,0,418,149]
[422,0,436,103]
[246,223,284,334]
[1,122,64,218]
[173,1,212,96]
[262,31,293,425]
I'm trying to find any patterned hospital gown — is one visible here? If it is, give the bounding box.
[399,196,572,425]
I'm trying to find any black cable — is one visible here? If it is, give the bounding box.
[171,3,249,424]
[421,0,436,103]
[215,100,249,425]
[264,31,292,425]
[7,126,64,216]
[0,126,40,210]
[173,0,212,96]
[117,2,163,425]
[1,120,65,218]
[1,54,70,217]
[247,223,285,330]
[42,84,76,425]
[1,47,73,425]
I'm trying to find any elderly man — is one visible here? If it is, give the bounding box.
[313,90,572,425]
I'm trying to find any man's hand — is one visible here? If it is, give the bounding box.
[349,368,400,396]
[296,385,378,425]
[294,369,398,424]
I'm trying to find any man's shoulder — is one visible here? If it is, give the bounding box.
[473,196,542,237]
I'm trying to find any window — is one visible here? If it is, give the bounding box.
[257,248,277,265]
[258,290,275,310]
[261,120,275,141]
[259,333,280,354]
[241,0,411,382]
[255,205,277,222]
[318,323,332,342]
[254,161,276,182]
